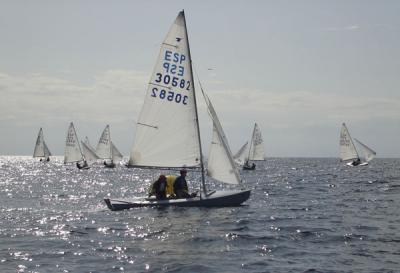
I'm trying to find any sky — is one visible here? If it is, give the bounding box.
[1,0,399,157]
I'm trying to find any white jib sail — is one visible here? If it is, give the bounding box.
[339,123,359,161]
[234,142,249,166]
[354,138,376,162]
[248,123,265,161]
[84,137,98,156]
[96,125,112,159]
[204,94,241,185]
[81,141,100,162]
[129,11,201,168]
[111,142,123,162]
[43,142,51,158]
[64,122,84,163]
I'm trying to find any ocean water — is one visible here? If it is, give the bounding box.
[0,156,399,273]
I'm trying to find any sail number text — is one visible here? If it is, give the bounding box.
[151,88,188,105]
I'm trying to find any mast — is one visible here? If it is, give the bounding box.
[72,123,85,162]
[343,123,359,160]
[246,123,256,162]
[182,10,207,195]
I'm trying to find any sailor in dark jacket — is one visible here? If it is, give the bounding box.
[173,169,191,198]
[153,175,167,200]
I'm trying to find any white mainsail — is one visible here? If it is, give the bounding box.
[354,138,376,162]
[128,11,201,168]
[204,94,241,185]
[81,141,100,162]
[234,142,249,166]
[339,123,359,161]
[33,128,51,159]
[96,125,112,159]
[64,122,84,163]
[248,123,265,161]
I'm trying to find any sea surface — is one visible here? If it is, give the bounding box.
[0,156,399,273]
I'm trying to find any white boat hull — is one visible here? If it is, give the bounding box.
[104,190,251,211]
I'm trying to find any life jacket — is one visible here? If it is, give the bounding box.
[166,175,177,196]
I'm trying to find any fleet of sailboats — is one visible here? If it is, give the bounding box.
[104,10,250,210]
[29,11,384,212]
[33,128,51,162]
[339,123,376,166]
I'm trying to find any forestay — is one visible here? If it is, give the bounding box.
[64,122,84,163]
[339,123,359,161]
[129,11,200,168]
[204,94,241,185]
[354,138,376,162]
[248,123,265,161]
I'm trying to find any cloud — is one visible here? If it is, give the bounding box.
[321,25,360,32]
[0,70,148,124]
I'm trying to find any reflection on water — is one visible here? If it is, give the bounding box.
[0,156,399,272]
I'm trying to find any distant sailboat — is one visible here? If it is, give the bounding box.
[64,122,89,169]
[243,123,265,170]
[96,125,123,168]
[104,10,250,210]
[33,128,51,162]
[339,123,376,166]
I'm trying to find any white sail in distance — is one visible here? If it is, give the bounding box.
[128,11,200,168]
[339,123,359,161]
[234,142,249,166]
[33,128,51,159]
[204,93,241,185]
[354,138,376,162]
[111,142,123,162]
[64,122,84,163]
[84,137,98,156]
[81,141,100,162]
[248,123,265,161]
[96,125,112,159]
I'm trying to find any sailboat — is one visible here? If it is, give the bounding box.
[81,137,100,164]
[339,123,376,166]
[64,122,89,169]
[96,125,123,168]
[104,10,250,211]
[243,123,265,170]
[33,128,52,161]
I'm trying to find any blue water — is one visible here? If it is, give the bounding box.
[0,156,399,273]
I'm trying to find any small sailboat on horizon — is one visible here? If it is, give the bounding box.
[96,125,123,168]
[339,123,376,166]
[104,10,250,211]
[242,123,265,170]
[64,122,89,169]
[33,128,51,162]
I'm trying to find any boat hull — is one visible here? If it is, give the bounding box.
[104,190,251,211]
